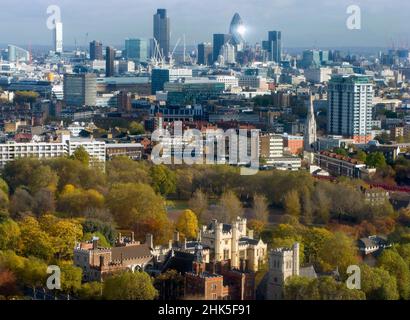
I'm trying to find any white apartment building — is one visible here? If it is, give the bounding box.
[304,67,332,83]
[259,133,284,163]
[328,74,374,143]
[208,75,239,90]
[0,135,106,168]
[238,76,268,91]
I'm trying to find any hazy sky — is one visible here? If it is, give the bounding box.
[1,0,409,48]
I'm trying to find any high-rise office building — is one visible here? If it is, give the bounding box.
[54,22,63,53]
[63,73,97,107]
[153,9,170,59]
[213,34,231,63]
[90,41,103,60]
[7,45,30,63]
[105,47,115,77]
[267,31,282,63]
[328,74,374,143]
[125,38,148,62]
[197,43,213,65]
[151,68,193,94]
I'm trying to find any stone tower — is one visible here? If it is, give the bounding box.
[267,243,300,300]
[304,94,317,152]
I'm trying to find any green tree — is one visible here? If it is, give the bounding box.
[176,209,199,240]
[71,146,90,166]
[154,270,185,300]
[149,165,177,196]
[20,257,47,299]
[366,152,387,169]
[378,249,410,299]
[361,264,399,300]
[129,121,145,135]
[355,150,367,162]
[78,282,103,300]
[103,271,158,300]
[60,264,83,299]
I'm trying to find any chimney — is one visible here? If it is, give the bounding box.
[174,231,180,244]
[92,238,98,250]
[99,255,105,268]
[131,232,135,243]
[248,230,254,239]
[146,234,154,249]
[169,239,173,249]
[118,232,122,244]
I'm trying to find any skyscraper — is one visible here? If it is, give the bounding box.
[229,13,245,49]
[54,22,63,53]
[213,34,231,63]
[197,43,213,65]
[105,47,115,77]
[267,31,282,63]
[328,74,374,143]
[7,45,30,63]
[153,9,170,59]
[304,95,317,152]
[90,41,103,60]
[125,38,148,62]
[63,73,97,107]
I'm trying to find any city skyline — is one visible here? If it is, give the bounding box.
[1,0,409,49]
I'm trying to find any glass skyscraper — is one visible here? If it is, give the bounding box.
[213,34,231,63]
[267,31,282,63]
[153,9,170,59]
[124,38,148,62]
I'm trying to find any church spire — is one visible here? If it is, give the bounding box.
[304,94,317,152]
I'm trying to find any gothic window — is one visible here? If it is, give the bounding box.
[224,249,230,260]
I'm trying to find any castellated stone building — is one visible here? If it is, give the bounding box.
[200,217,267,272]
[267,243,300,300]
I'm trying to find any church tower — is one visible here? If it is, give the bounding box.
[304,94,317,152]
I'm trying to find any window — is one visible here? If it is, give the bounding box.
[212,294,217,300]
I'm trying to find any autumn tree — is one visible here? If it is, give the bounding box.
[71,146,90,166]
[317,232,358,276]
[39,215,83,260]
[188,189,208,223]
[252,194,269,223]
[283,190,301,219]
[176,209,199,240]
[18,216,55,261]
[218,190,244,223]
[0,218,21,251]
[103,271,158,300]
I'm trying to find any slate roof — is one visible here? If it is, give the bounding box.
[111,244,152,261]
